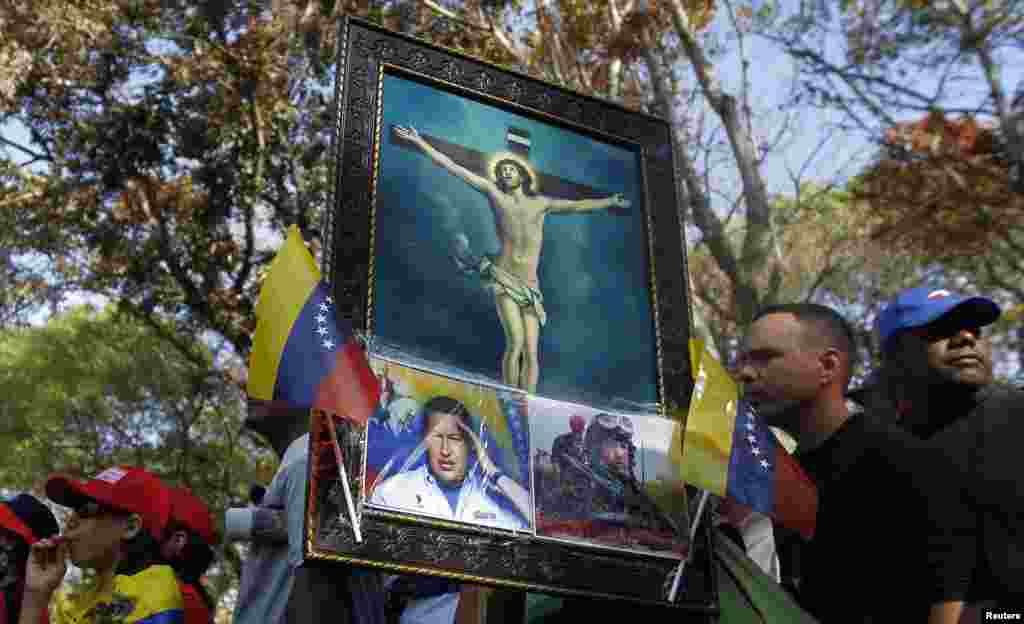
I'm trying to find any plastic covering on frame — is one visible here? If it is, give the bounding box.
[305,333,714,610]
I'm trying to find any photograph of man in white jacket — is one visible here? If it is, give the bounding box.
[370,395,531,531]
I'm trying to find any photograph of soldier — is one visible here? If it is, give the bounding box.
[530,399,689,557]
[550,414,586,477]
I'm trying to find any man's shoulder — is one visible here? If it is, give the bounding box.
[372,466,425,501]
[281,434,310,468]
[117,563,180,587]
[838,411,939,481]
[264,434,310,492]
[854,410,926,451]
[978,384,1024,413]
[933,384,1024,444]
[386,465,426,486]
[110,565,185,620]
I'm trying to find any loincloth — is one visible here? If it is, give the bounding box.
[479,258,547,326]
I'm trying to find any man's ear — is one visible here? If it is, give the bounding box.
[121,513,143,540]
[819,348,843,386]
[166,530,188,558]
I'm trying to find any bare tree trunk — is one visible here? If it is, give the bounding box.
[662,0,777,323]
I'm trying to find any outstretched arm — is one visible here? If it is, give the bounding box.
[394,125,495,195]
[547,193,631,215]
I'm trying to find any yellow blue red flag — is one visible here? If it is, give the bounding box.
[54,564,185,623]
[671,339,817,540]
[247,226,378,424]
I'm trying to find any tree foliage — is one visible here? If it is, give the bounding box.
[773,0,1023,362]
[0,305,275,604]
[775,0,1023,270]
[1,0,346,346]
[855,112,1024,261]
[687,185,923,360]
[2,0,889,363]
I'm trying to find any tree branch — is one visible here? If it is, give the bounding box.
[119,301,209,369]
[231,99,266,298]
[0,135,49,162]
[126,177,222,346]
[980,254,1024,302]
[641,44,745,308]
[692,279,735,326]
[973,34,1024,192]
[785,46,901,129]
[606,0,624,100]
[722,0,756,148]
[664,0,770,320]
[472,5,529,68]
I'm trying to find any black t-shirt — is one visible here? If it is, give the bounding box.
[928,385,1024,607]
[790,411,972,623]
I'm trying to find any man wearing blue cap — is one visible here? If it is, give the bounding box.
[876,286,1023,615]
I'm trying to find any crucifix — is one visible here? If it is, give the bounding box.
[389,124,631,394]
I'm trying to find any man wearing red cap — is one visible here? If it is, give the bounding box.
[18,466,185,624]
[1,494,59,624]
[161,487,217,624]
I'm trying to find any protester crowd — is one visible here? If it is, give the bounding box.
[2,466,218,624]
[2,283,1020,623]
[732,288,1023,623]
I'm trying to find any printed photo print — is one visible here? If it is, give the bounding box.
[530,397,690,558]
[372,69,658,409]
[364,357,533,533]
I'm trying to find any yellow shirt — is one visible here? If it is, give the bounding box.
[54,565,184,624]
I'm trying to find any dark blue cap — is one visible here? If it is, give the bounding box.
[876,286,1001,349]
[0,494,59,544]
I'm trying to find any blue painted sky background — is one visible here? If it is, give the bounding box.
[372,72,659,408]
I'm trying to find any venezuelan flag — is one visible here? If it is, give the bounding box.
[670,339,817,540]
[247,226,379,424]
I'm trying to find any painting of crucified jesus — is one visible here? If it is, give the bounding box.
[393,125,631,393]
[372,73,658,408]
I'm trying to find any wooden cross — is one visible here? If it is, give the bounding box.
[388,125,612,200]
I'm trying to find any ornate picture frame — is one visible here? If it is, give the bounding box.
[309,17,706,609]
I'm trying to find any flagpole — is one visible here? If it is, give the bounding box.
[323,410,363,543]
[668,489,710,602]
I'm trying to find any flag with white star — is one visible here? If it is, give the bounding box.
[673,339,817,540]
[726,400,779,515]
[248,226,379,424]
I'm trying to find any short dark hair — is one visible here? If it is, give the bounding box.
[754,303,858,383]
[165,524,216,609]
[493,159,533,194]
[116,526,166,576]
[420,396,472,437]
[165,524,215,580]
